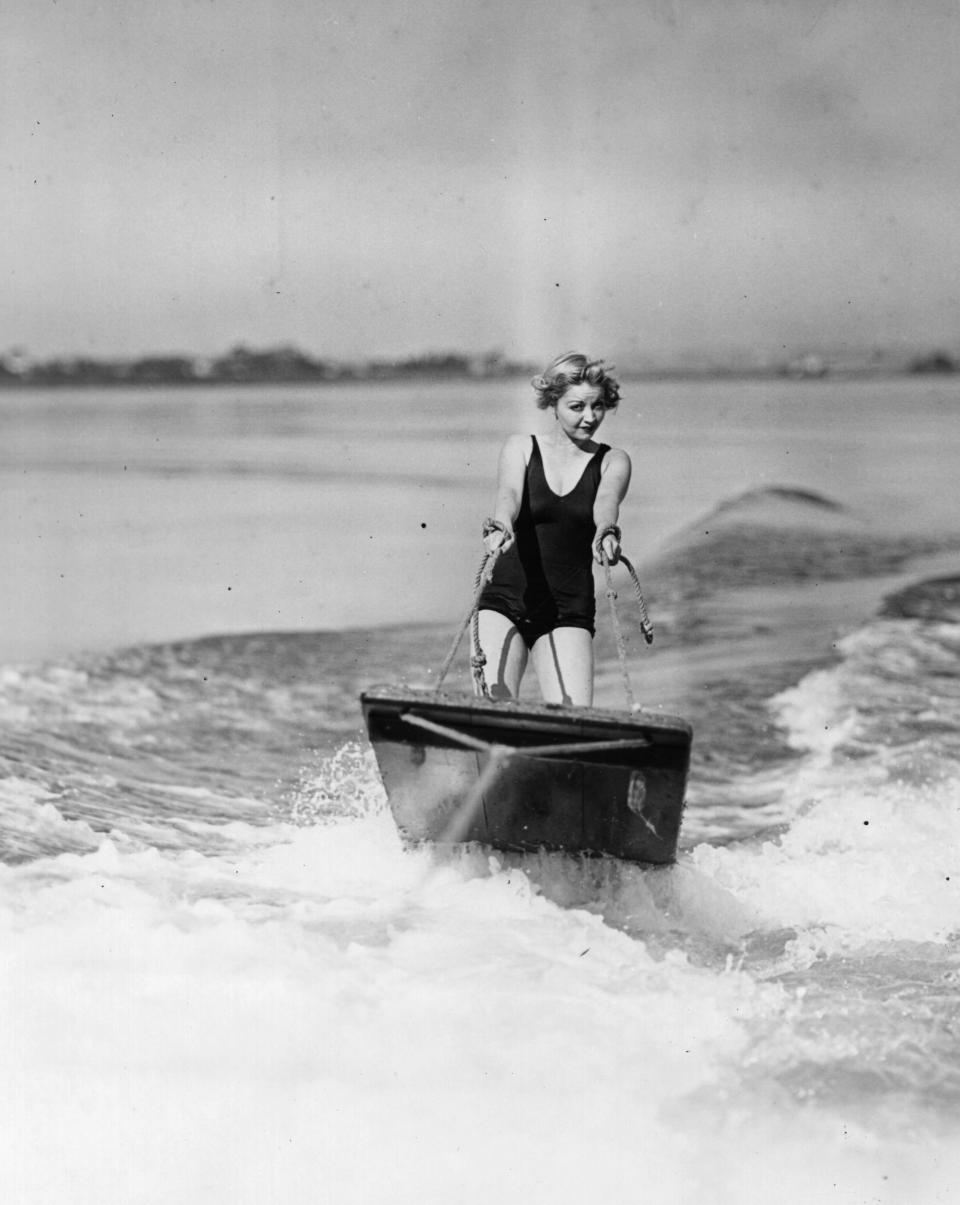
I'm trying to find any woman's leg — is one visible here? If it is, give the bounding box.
[530,627,594,706]
[476,609,528,699]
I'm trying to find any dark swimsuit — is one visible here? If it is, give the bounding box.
[478,435,610,649]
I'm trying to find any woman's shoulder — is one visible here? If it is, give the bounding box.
[495,433,534,480]
[599,444,632,485]
[500,432,535,460]
[600,443,631,470]
[502,432,535,452]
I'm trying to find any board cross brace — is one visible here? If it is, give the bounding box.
[400,710,654,846]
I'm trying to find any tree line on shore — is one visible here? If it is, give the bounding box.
[2,342,958,387]
[0,346,526,387]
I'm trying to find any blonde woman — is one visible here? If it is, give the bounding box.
[476,352,631,706]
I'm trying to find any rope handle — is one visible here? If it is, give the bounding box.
[601,552,634,710]
[619,553,654,646]
[601,548,654,712]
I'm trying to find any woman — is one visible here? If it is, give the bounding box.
[476,352,631,706]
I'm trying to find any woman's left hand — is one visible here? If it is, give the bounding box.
[594,528,621,565]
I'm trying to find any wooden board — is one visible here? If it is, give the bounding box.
[361,686,692,865]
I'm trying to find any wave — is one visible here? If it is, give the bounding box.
[649,485,958,597]
[881,574,960,623]
[0,623,454,865]
[710,485,851,526]
[3,487,955,871]
[691,631,960,954]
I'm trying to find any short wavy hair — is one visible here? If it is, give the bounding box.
[531,352,621,411]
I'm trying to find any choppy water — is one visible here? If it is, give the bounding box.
[3,378,960,1203]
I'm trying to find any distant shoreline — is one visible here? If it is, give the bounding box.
[2,344,957,388]
[1,366,954,388]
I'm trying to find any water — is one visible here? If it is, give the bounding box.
[2,377,960,1203]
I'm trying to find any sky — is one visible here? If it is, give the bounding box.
[4,0,960,366]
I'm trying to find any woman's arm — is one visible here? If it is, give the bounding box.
[593,447,632,563]
[484,434,529,552]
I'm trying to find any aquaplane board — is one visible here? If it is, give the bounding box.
[361,686,692,866]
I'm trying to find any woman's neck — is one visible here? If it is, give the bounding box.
[541,429,600,457]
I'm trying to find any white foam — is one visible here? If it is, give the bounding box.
[5,625,960,1205]
[689,619,960,947]
[0,807,866,1205]
[691,782,960,946]
[0,778,102,860]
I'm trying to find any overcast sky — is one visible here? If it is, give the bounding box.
[5,0,960,364]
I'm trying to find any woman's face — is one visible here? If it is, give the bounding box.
[555,382,608,443]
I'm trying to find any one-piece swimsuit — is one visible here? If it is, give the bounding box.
[478,435,609,649]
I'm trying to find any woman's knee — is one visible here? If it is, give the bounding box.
[531,627,593,705]
[477,610,527,694]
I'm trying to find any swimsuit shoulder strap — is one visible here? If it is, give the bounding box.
[590,442,611,474]
[527,434,543,478]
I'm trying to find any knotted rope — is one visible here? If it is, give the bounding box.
[600,550,653,711]
[617,553,655,645]
[594,522,654,711]
[434,519,511,695]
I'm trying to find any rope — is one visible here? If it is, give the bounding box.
[619,554,655,646]
[598,530,655,709]
[601,554,637,712]
[469,546,497,696]
[434,546,502,693]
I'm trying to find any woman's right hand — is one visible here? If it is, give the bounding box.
[482,518,514,555]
